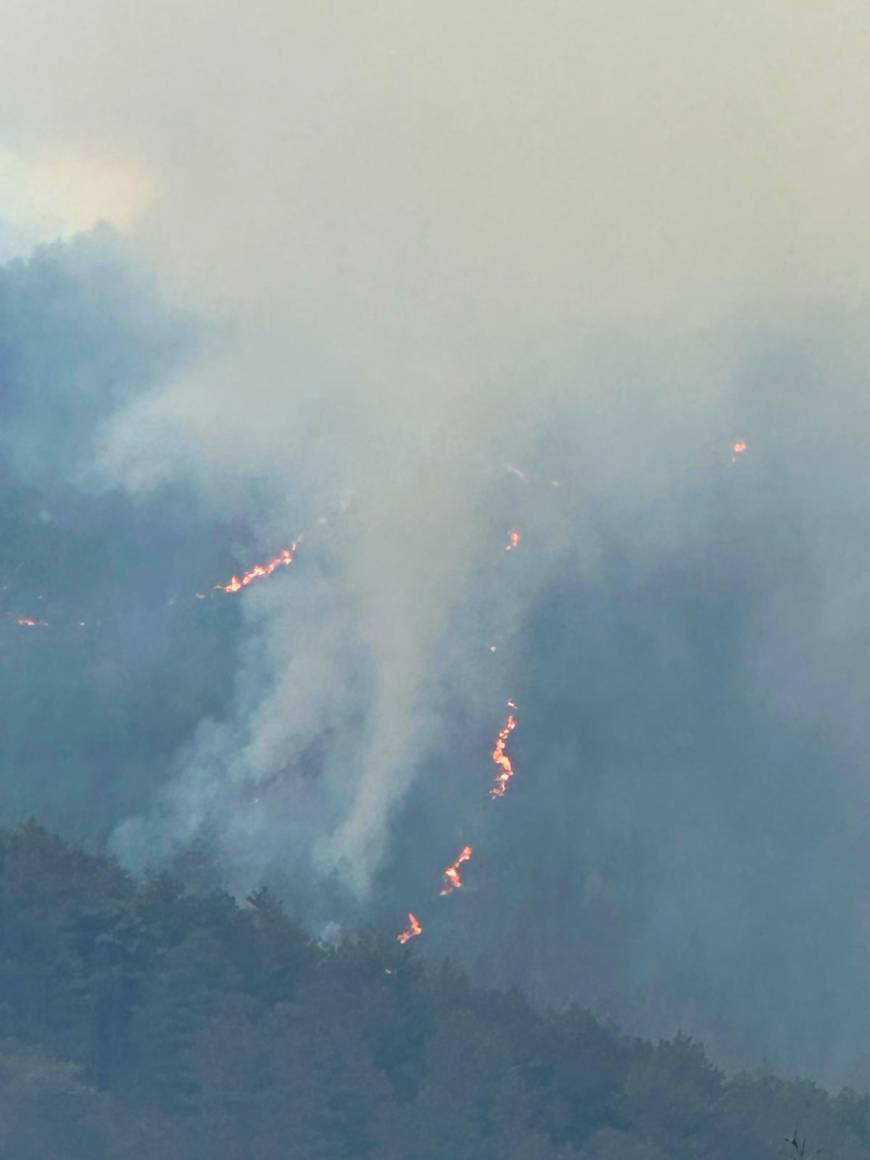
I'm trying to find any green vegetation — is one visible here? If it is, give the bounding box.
[0,820,864,1159]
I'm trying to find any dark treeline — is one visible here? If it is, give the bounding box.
[0,822,867,1159]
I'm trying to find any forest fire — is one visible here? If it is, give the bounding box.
[218,543,297,594]
[505,529,521,552]
[440,845,473,896]
[490,703,518,799]
[16,616,46,627]
[397,912,423,944]
[731,440,747,463]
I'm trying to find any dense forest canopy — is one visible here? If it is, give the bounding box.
[0,820,866,1160]
[0,238,866,1154]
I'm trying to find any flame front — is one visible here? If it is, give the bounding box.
[733,441,747,455]
[219,542,298,594]
[16,616,46,627]
[490,704,518,799]
[505,529,521,552]
[440,844,473,896]
[397,912,423,944]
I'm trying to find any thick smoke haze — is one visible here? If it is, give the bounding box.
[0,232,246,838]
[4,0,870,1090]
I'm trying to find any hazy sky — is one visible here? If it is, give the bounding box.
[4,2,870,315]
[4,0,870,1088]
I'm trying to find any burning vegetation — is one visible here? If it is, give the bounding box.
[396,912,423,944]
[219,543,298,594]
[439,845,473,896]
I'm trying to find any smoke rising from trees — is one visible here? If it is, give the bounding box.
[4,1,870,1087]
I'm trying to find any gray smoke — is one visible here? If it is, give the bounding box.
[4,0,870,1087]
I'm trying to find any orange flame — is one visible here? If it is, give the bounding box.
[440,844,473,896]
[397,912,423,944]
[219,542,298,594]
[505,529,521,552]
[490,703,518,799]
[731,440,747,464]
[16,616,46,627]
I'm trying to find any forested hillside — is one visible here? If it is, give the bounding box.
[0,821,865,1159]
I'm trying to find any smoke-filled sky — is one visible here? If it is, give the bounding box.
[4,0,870,1088]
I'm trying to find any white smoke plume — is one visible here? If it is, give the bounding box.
[5,0,870,898]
